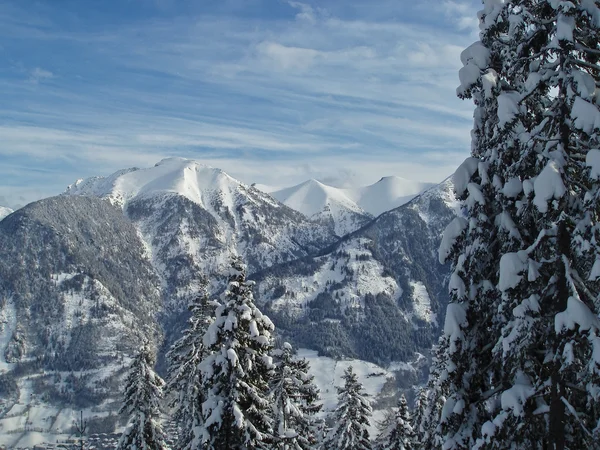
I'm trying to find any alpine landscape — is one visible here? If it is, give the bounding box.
[1,0,600,449]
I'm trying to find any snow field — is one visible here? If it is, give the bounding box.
[298,349,394,438]
[0,299,17,373]
[408,281,437,325]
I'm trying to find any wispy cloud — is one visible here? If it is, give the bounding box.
[0,0,481,209]
[28,67,54,84]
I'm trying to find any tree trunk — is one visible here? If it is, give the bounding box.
[548,219,569,450]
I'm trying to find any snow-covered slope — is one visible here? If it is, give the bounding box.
[254,178,457,366]
[270,179,372,236]
[0,196,162,448]
[65,158,337,311]
[0,207,13,221]
[349,176,436,217]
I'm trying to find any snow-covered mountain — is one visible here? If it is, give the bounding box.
[0,158,457,445]
[270,179,372,236]
[0,196,162,448]
[65,157,338,311]
[266,176,435,235]
[349,176,436,216]
[253,178,457,365]
[0,207,13,221]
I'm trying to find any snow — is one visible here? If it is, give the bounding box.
[513,295,540,319]
[523,178,534,196]
[297,349,394,437]
[439,217,468,264]
[556,13,575,42]
[271,179,363,219]
[496,211,521,240]
[586,149,600,180]
[65,157,250,212]
[573,70,597,100]
[269,175,434,231]
[458,64,481,95]
[443,303,467,352]
[227,348,239,367]
[270,179,368,235]
[453,157,479,196]
[533,160,566,213]
[589,259,600,281]
[498,251,528,292]
[0,299,16,373]
[582,0,600,28]
[525,72,542,94]
[448,271,466,299]
[555,296,600,334]
[466,183,485,206]
[571,97,600,134]
[482,69,498,98]
[502,177,522,198]
[0,207,13,221]
[497,92,521,127]
[409,281,437,325]
[500,373,534,417]
[350,176,435,217]
[457,41,490,96]
[260,239,400,315]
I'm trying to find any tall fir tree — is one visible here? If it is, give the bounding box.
[199,257,275,449]
[374,394,415,450]
[117,341,169,450]
[166,290,218,449]
[270,342,322,449]
[427,1,600,449]
[323,366,373,450]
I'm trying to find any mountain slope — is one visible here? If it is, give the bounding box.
[65,158,338,311]
[0,207,12,221]
[349,176,436,217]
[270,179,372,236]
[0,196,162,445]
[253,178,456,366]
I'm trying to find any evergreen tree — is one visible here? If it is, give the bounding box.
[199,257,275,449]
[166,290,218,449]
[374,394,415,450]
[117,342,169,450]
[413,345,448,449]
[323,366,373,450]
[270,342,322,449]
[428,1,600,449]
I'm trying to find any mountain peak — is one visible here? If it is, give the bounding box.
[351,176,437,216]
[65,158,240,209]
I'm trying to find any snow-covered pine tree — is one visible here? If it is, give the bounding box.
[270,342,322,449]
[432,1,600,449]
[420,2,509,446]
[166,290,218,449]
[374,394,415,450]
[199,257,275,449]
[323,366,373,450]
[413,341,451,449]
[117,341,169,450]
[477,1,600,448]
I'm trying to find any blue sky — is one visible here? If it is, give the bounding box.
[0,0,480,209]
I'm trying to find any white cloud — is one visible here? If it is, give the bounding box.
[28,67,53,84]
[256,41,320,71]
[288,1,317,24]
[443,1,479,33]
